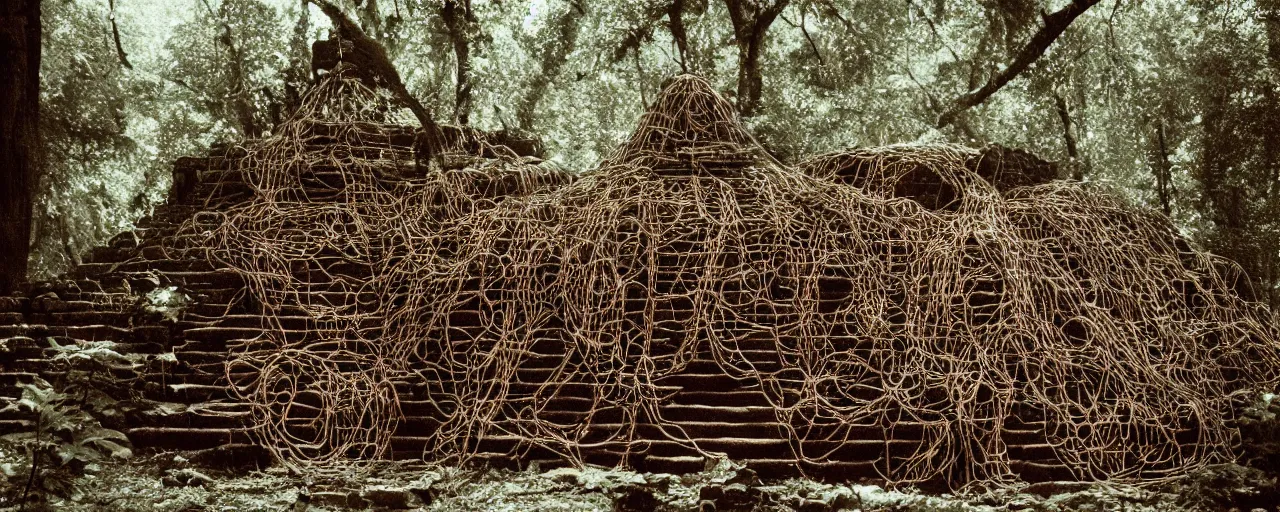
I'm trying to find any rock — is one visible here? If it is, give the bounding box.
[0,296,28,313]
[162,468,214,487]
[545,467,582,485]
[407,486,434,507]
[793,498,833,512]
[187,443,273,472]
[310,490,362,509]
[828,489,859,511]
[699,483,771,511]
[361,486,420,509]
[725,467,760,487]
[1022,481,1095,498]
[1178,463,1280,511]
[614,486,657,512]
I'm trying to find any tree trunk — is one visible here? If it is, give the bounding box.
[724,0,789,118]
[1052,92,1083,180]
[736,29,765,117]
[355,0,384,38]
[283,0,311,118]
[1260,0,1280,306]
[1264,0,1280,70]
[667,0,690,73]
[311,0,444,161]
[0,0,40,294]
[441,0,474,125]
[517,0,583,132]
[1152,120,1174,217]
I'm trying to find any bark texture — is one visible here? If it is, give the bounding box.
[0,0,40,294]
[724,0,789,118]
[441,0,475,125]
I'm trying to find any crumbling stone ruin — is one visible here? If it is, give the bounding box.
[2,72,1277,491]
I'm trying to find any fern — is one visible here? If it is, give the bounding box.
[0,376,133,506]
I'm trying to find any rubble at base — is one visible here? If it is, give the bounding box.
[1,450,1277,512]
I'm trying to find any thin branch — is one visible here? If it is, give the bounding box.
[1052,92,1084,181]
[635,50,648,106]
[906,0,961,64]
[936,0,1100,128]
[203,1,261,137]
[442,0,475,124]
[107,0,132,69]
[780,5,823,66]
[811,0,854,32]
[907,66,979,142]
[1053,92,1078,160]
[1153,119,1174,217]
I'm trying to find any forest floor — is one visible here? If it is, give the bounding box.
[2,449,1279,512]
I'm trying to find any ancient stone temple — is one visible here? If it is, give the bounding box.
[2,72,1277,490]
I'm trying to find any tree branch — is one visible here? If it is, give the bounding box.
[108,0,132,69]
[517,0,585,132]
[907,67,979,142]
[780,5,822,66]
[724,0,791,117]
[1053,93,1078,160]
[906,0,960,64]
[1152,120,1174,217]
[441,0,475,125]
[1053,92,1083,180]
[936,0,1100,128]
[310,0,444,159]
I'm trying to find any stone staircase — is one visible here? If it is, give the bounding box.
[0,115,1201,488]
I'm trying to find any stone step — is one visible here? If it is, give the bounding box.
[0,297,30,314]
[127,426,252,451]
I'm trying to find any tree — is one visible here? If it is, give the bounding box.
[723,0,789,117]
[164,0,288,141]
[204,0,263,138]
[310,0,443,154]
[441,0,477,125]
[936,0,1101,129]
[30,0,142,276]
[1186,2,1280,308]
[0,0,41,294]
[516,0,585,132]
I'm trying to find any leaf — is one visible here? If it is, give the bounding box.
[56,442,99,465]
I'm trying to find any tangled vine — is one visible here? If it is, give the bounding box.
[181,71,1280,488]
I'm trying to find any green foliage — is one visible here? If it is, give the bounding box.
[0,379,132,506]
[0,339,142,506]
[31,0,149,279]
[162,0,294,138]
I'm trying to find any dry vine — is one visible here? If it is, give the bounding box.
[181,71,1280,489]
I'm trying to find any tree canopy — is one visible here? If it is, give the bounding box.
[25,0,1280,309]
